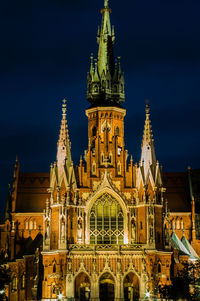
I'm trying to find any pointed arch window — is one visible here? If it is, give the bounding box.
[53,264,56,273]
[115,126,120,136]
[34,221,37,230]
[181,219,184,230]
[22,273,26,289]
[92,162,96,175]
[12,275,17,291]
[92,126,97,137]
[158,262,162,273]
[177,219,180,230]
[29,221,33,230]
[25,221,29,230]
[89,193,124,244]
[101,153,104,164]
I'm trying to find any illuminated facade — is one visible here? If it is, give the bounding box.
[0,1,200,300]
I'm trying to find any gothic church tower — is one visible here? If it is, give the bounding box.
[41,1,171,300]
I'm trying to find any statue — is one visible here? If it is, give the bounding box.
[46,221,50,239]
[77,221,83,242]
[61,220,65,239]
[131,220,136,243]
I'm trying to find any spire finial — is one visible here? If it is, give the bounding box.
[62,99,67,118]
[104,0,109,8]
[145,99,150,116]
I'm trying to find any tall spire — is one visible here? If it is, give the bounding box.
[97,0,114,77]
[142,103,154,148]
[140,102,156,176]
[87,0,125,106]
[57,99,72,170]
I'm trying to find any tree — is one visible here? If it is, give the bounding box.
[158,260,200,300]
[0,251,10,301]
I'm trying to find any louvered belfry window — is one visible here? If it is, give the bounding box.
[89,193,124,244]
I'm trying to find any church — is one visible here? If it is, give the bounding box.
[0,1,200,300]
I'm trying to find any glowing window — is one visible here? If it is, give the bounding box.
[115,127,119,136]
[12,275,17,290]
[34,221,37,230]
[22,273,26,289]
[29,221,33,230]
[25,222,28,230]
[92,163,96,175]
[89,193,124,244]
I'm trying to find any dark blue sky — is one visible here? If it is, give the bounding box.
[0,0,200,216]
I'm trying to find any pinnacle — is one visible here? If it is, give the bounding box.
[142,104,153,146]
[57,99,72,167]
[62,98,67,119]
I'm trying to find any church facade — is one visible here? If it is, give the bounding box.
[0,1,200,300]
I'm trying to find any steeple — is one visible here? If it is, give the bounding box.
[140,103,156,173]
[57,99,72,171]
[49,99,77,190]
[87,0,125,106]
[137,102,163,189]
[97,0,114,77]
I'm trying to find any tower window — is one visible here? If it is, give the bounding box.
[115,127,119,136]
[53,264,56,273]
[158,263,161,273]
[92,126,97,136]
[92,162,96,175]
[140,221,143,229]
[117,146,122,156]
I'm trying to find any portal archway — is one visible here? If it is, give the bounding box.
[124,272,139,301]
[75,272,90,301]
[99,272,115,301]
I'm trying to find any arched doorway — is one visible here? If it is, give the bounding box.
[124,272,139,301]
[75,272,90,301]
[99,273,115,301]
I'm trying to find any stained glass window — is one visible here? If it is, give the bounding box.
[89,193,124,244]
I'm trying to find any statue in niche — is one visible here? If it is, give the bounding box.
[149,218,154,243]
[61,220,65,239]
[68,259,72,273]
[131,220,136,243]
[92,258,97,273]
[149,227,154,243]
[77,220,83,242]
[148,205,154,215]
[46,221,50,239]
[117,259,121,273]
[142,257,147,273]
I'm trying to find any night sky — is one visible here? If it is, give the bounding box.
[0,0,200,216]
